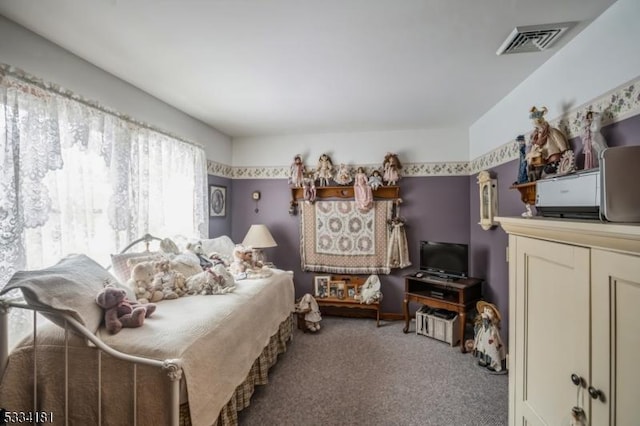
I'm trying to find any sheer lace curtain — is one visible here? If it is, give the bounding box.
[0,67,208,292]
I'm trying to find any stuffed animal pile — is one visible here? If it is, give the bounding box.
[186,253,236,295]
[96,286,156,334]
[151,259,187,299]
[123,238,275,303]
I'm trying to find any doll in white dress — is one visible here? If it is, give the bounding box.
[316,153,333,186]
[334,163,353,185]
[473,301,506,372]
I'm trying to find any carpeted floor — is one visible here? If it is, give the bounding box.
[237,316,508,426]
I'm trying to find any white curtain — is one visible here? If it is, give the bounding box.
[0,66,208,290]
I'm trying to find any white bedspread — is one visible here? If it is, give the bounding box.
[1,269,295,426]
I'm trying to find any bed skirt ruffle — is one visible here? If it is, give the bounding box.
[179,314,294,426]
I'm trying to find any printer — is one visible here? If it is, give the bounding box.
[535,146,640,222]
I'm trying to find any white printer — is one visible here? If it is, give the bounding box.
[535,146,640,222]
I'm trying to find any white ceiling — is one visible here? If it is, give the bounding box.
[0,0,617,138]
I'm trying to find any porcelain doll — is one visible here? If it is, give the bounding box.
[473,301,506,372]
[316,153,333,186]
[353,167,373,211]
[334,163,352,185]
[289,154,305,187]
[383,153,402,185]
[303,177,316,204]
[528,106,570,165]
[368,169,383,190]
[515,135,529,184]
[581,110,608,169]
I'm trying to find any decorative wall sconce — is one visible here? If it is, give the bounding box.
[477,170,498,230]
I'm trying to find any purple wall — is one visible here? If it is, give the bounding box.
[208,175,232,238]
[230,176,470,314]
[469,113,640,345]
[209,114,640,337]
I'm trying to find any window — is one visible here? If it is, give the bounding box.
[0,66,208,288]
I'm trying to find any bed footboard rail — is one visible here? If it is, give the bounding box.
[0,298,183,426]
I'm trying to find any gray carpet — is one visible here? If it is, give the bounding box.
[237,316,508,426]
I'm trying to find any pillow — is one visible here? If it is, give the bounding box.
[110,252,162,283]
[200,236,235,259]
[0,254,133,334]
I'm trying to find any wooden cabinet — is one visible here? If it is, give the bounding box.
[499,217,640,426]
[315,275,381,326]
[591,249,640,426]
[402,274,482,352]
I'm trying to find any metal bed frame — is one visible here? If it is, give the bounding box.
[0,234,183,426]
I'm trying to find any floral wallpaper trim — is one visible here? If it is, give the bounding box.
[211,76,640,179]
[470,75,640,174]
[207,161,472,179]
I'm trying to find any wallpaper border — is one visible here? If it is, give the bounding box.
[207,75,640,179]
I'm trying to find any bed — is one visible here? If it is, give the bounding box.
[0,235,295,425]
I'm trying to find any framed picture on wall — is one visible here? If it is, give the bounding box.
[209,185,226,217]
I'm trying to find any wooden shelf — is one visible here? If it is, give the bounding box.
[313,274,381,326]
[510,181,536,205]
[291,185,399,203]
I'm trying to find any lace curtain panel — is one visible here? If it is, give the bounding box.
[0,66,208,291]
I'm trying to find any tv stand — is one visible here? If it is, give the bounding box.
[402,274,482,352]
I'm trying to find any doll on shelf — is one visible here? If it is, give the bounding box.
[527,106,570,179]
[335,164,353,185]
[353,167,373,212]
[303,177,317,204]
[289,154,305,187]
[383,152,402,185]
[515,135,529,185]
[316,153,333,186]
[581,110,608,170]
[368,169,383,190]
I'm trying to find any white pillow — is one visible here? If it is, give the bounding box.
[0,254,134,334]
[200,236,235,259]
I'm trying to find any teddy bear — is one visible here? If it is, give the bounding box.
[186,241,214,269]
[95,286,156,334]
[229,245,255,275]
[126,260,164,304]
[151,259,187,300]
[229,245,273,280]
[295,293,322,332]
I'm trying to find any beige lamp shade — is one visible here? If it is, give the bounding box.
[242,224,277,249]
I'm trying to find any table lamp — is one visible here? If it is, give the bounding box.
[242,224,278,265]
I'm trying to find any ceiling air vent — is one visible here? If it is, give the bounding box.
[496,22,575,55]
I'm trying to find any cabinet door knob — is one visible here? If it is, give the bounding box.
[571,374,585,387]
[588,386,603,401]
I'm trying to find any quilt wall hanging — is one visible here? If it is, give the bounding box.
[300,200,394,274]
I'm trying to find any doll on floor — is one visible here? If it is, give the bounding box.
[473,301,506,372]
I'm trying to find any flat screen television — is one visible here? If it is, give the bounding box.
[419,241,469,279]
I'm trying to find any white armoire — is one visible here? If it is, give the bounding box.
[498,217,640,426]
